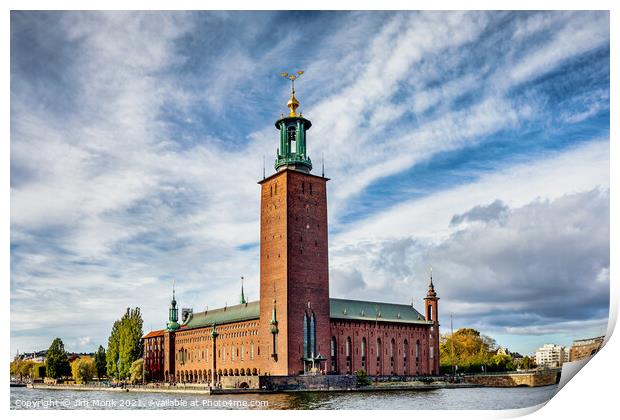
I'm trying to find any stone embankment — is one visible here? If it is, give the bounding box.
[464,369,561,387]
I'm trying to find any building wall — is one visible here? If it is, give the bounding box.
[143,335,164,382]
[535,344,567,368]
[284,170,330,375]
[329,320,435,376]
[259,169,331,375]
[171,319,262,383]
[259,171,289,375]
[569,337,604,362]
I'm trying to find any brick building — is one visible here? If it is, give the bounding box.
[569,336,604,362]
[142,78,440,386]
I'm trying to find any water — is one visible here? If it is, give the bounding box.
[11,385,558,410]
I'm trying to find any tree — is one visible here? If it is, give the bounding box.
[10,357,21,380]
[46,338,71,379]
[106,320,121,379]
[517,356,536,370]
[106,308,144,380]
[355,369,371,386]
[130,358,144,384]
[489,354,514,372]
[71,356,96,384]
[440,328,496,373]
[94,345,107,379]
[19,360,35,381]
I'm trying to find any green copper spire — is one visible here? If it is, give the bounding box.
[275,70,312,172]
[240,276,247,305]
[166,281,180,331]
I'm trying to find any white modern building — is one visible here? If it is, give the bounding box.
[535,344,567,368]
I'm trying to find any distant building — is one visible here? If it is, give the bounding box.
[569,336,605,362]
[17,350,47,363]
[535,344,567,368]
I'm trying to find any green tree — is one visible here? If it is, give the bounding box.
[94,345,107,379]
[10,357,21,380]
[489,354,514,372]
[517,356,535,370]
[355,369,371,386]
[19,360,35,380]
[46,338,71,379]
[106,308,144,380]
[130,358,144,384]
[106,320,120,379]
[440,328,496,373]
[71,356,96,384]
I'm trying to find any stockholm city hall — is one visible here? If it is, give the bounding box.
[142,72,440,387]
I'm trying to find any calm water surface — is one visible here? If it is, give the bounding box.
[11,385,558,410]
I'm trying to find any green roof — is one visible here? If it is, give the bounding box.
[329,298,429,324]
[181,301,261,330]
[179,298,429,331]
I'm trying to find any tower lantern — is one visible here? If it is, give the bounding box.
[275,70,312,173]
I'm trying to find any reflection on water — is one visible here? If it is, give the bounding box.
[10,385,558,410]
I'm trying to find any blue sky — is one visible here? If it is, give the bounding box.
[10,11,609,357]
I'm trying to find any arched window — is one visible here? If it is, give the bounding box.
[331,336,337,372]
[376,338,382,375]
[303,313,308,358]
[310,313,316,357]
[361,337,367,370]
[390,338,396,374]
[250,341,254,360]
[346,337,352,374]
[241,344,244,361]
[416,339,420,375]
[287,126,297,153]
[427,305,432,321]
[403,339,409,374]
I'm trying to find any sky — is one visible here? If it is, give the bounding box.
[10,11,610,357]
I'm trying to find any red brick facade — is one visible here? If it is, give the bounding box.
[143,330,165,382]
[142,97,440,385]
[258,169,331,375]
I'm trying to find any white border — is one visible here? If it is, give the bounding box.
[3,1,617,419]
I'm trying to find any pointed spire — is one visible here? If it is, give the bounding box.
[426,266,437,299]
[429,266,434,288]
[167,280,180,331]
[240,276,247,305]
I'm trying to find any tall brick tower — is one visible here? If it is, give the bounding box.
[259,72,330,375]
[424,268,440,375]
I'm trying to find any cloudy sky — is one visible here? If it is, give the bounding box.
[10,11,609,356]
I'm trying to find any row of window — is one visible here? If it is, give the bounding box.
[269,181,315,197]
[177,342,259,365]
[330,336,428,374]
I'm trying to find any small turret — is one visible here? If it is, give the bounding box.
[424,267,439,323]
[166,281,180,331]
